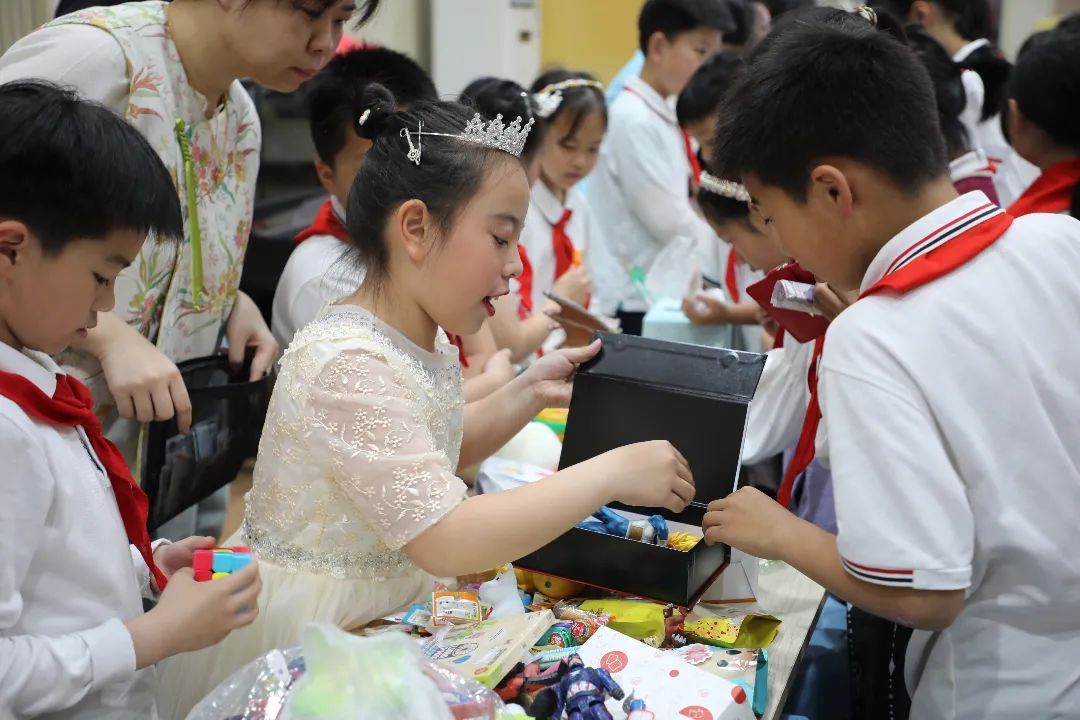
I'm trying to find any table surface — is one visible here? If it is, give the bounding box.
[697,561,826,720]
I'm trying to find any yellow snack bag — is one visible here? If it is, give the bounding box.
[578,599,668,647]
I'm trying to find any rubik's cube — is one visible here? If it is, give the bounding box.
[193,546,253,582]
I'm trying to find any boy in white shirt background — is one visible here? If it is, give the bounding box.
[587,0,733,335]
[0,81,261,720]
[272,46,438,350]
[704,17,1080,720]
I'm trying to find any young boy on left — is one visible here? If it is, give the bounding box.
[0,81,261,720]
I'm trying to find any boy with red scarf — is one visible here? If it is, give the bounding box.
[704,18,1080,720]
[0,81,260,719]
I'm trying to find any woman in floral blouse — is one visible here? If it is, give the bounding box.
[0,0,380,535]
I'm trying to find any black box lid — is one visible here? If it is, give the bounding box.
[559,332,766,520]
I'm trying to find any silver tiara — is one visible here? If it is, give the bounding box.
[532,78,606,119]
[400,113,535,166]
[699,171,751,202]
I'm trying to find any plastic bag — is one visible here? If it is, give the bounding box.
[186,623,507,720]
[186,646,305,720]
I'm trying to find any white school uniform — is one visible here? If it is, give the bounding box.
[742,336,817,464]
[586,74,720,315]
[817,192,1080,719]
[270,199,362,350]
[518,181,598,313]
[0,344,159,719]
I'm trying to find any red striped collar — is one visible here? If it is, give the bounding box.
[860,191,1003,293]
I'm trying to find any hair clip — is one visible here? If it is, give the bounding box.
[358,108,371,127]
[401,120,422,165]
[532,78,606,119]
[853,5,878,26]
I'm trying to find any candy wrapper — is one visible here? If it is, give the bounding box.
[187,624,508,720]
[432,590,484,626]
[770,279,819,315]
[574,599,670,648]
[701,648,769,717]
[684,606,782,649]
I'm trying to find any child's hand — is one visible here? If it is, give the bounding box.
[226,291,279,381]
[552,266,592,307]
[96,316,193,433]
[520,339,601,408]
[600,440,695,513]
[481,349,516,388]
[153,536,216,581]
[681,291,732,325]
[702,487,801,560]
[756,307,781,338]
[127,562,261,668]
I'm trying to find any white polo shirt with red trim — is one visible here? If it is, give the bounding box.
[818,191,1080,719]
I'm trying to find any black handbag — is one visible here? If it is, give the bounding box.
[141,354,272,531]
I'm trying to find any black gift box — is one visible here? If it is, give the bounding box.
[515,332,765,607]
[142,355,272,532]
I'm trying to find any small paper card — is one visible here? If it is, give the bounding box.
[575,626,755,720]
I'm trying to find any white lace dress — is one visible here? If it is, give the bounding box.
[157,304,466,719]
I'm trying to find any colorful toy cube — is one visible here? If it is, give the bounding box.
[193,546,253,581]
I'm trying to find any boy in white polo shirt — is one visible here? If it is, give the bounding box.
[586,0,733,334]
[0,81,261,719]
[703,18,1080,720]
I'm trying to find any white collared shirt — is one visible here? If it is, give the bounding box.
[518,181,599,313]
[0,344,157,719]
[586,74,719,314]
[818,192,1080,719]
[271,199,364,350]
[742,335,816,464]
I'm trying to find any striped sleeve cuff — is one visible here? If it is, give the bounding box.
[841,557,970,591]
[82,618,137,690]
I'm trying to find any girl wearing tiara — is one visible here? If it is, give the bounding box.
[157,86,695,717]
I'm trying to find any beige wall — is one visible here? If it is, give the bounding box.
[0,0,56,56]
[347,0,432,69]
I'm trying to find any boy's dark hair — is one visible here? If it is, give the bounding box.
[1058,12,1080,33]
[722,0,754,47]
[529,69,607,143]
[0,81,182,254]
[906,24,969,159]
[676,51,744,127]
[347,84,524,281]
[1009,28,1080,218]
[638,0,736,54]
[308,47,436,166]
[711,17,947,201]
[460,77,547,165]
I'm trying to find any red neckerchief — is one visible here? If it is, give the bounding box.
[1007,158,1080,218]
[777,203,1015,508]
[0,370,168,589]
[552,208,575,278]
[516,245,534,320]
[725,248,741,303]
[295,198,348,245]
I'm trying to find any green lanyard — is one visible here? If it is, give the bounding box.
[174,118,205,311]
